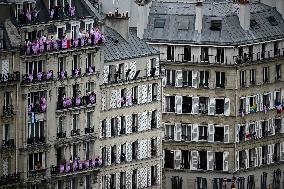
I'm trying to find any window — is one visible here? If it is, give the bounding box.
[274,42,279,56]
[171,176,183,189]
[152,83,158,100]
[58,116,64,133]
[182,96,192,113]
[132,169,138,188]
[201,47,209,62]
[178,20,189,30]
[28,91,46,109]
[165,96,175,112]
[72,55,79,70]
[249,69,256,85]
[85,82,94,95]
[198,125,207,140]
[154,19,165,28]
[165,124,174,140]
[25,60,43,75]
[250,19,260,29]
[199,71,209,87]
[132,114,138,132]
[121,88,127,106]
[72,84,79,98]
[58,57,66,72]
[184,46,191,61]
[167,46,174,61]
[196,177,207,189]
[101,120,106,138]
[0,28,3,49]
[120,116,126,134]
[164,150,174,168]
[181,124,191,141]
[214,152,224,170]
[240,70,246,87]
[85,22,93,32]
[215,71,225,88]
[71,25,79,39]
[248,45,253,57]
[118,63,124,80]
[3,124,10,141]
[261,43,266,59]
[120,172,126,188]
[4,91,12,107]
[151,138,157,156]
[132,141,138,160]
[57,27,65,39]
[238,124,246,142]
[214,126,224,142]
[210,20,222,31]
[150,58,157,77]
[199,97,208,114]
[198,151,207,170]
[121,143,126,161]
[151,110,157,129]
[86,112,93,128]
[216,48,224,63]
[132,86,138,104]
[182,70,192,87]
[215,99,225,115]
[263,67,269,83]
[276,64,281,80]
[238,47,243,57]
[111,118,118,136]
[166,70,176,86]
[28,152,44,171]
[111,146,117,164]
[86,53,93,69]
[72,114,79,130]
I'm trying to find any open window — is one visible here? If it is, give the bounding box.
[164,150,174,168]
[184,46,191,61]
[201,47,209,62]
[165,124,174,140]
[263,67,269,83]
[198,151,207,170]
[167,46,174,61]
[275,118,281,134]
[182,96,192,113]
[165,96,175,112]
[276,64,281,80]
[249,69,256,85]
[216,71,225,88]
[181,124,191,141]
[240,70,246,87]
[199,97,208,114]
[216,48,224,63]
[165,69,176,86]
[215,99,224,115]
[182,70,192,87]
[199,71,209,88]
[198,125,207,141]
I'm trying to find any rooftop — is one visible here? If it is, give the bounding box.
[144,1,284,45]
[103,27,159,62]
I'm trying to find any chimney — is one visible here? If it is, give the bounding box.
[105,10,129,40]
[195,1,203,33]
[238,0,250,30]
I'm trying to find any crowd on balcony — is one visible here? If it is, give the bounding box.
[50,3,76,20]
[23,28,105,55]
[18,8,40,24]
[57,92,96,110]
[23,70,53,84]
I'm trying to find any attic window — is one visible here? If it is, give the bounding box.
[267,16,278,26]
[154,19,165,28]
[178,21,190,30]
[210,20,222,31]
[250,19,260,29]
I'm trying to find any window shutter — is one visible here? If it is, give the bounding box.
[107,146,111,166]
[235,151,239,171]
[1,60,9,81]
[208,98,215,116]
[258,147,262,166]
[129,61,136,80]
[175,96,182,114]
[281,118,284,133]
[207,151,214,171]
[126,115,132,134]
[192,97,199,114]
[280,142,284,161]
[162,96,166,113]
[117,117,121,135]
[224,125,229,143]
[253,148,258,167]
[191,124,199,142]
[267,145,271,165]
[117,89,121,108]
[147,59,151,77]
[235,124,240,143]
[157,83,161,101]
[124,62,129,79]
[271,144,275,164]
[138,85,141,104]
[148,84,152,103]
[161,69,166,87]
[224,98,230,116]
[190,151,199,170]
[156,110,161,128]
[270,118,275,135]
[110,90,117,109]
[175,70,183,87]
[245,122,249,141]
[207,124,214,143]
[245,97,250,114]
[223,151,229,171]
[174,150,181,169]
[174,123,182,141]
[126,143,132,162]
[106,119,111,138]
[269,92,274,109]
[192,71,198,88]
[259,94,263,111]
[155,57,160,76]
[245,149,249,169]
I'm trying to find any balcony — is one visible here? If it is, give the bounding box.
[22,71,53,84]
[0,173,20,186]
[50,158,102,176]
[58,70,68,80]
[72,68,81,78]
[27,137,46,145]
[86,66,96,75]
[1,139,15,149]
[28,103,47,114]
[85,127,94,134]
[0,72,20,84]
[71,129,80,137]
[57,94,96,110]
[57,132,66,139]
[22,30,104,56]
[27,169,47,179]
[2,105,15,117]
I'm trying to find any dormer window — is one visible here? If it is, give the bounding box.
[15,4,23,21]
[267,16,278,26]
[250,19,260,29]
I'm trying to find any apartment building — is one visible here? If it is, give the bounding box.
[0,0,164,188]
[141,0,284,189]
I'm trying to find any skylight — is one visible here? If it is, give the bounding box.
[250,19,260,29]
[267,16,278,26]
[210,20,222,31]
[178,21,190,30]
[154,19,166,28]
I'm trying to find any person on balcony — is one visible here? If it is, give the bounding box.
[35,161,42,170]
[50,8,55,19]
